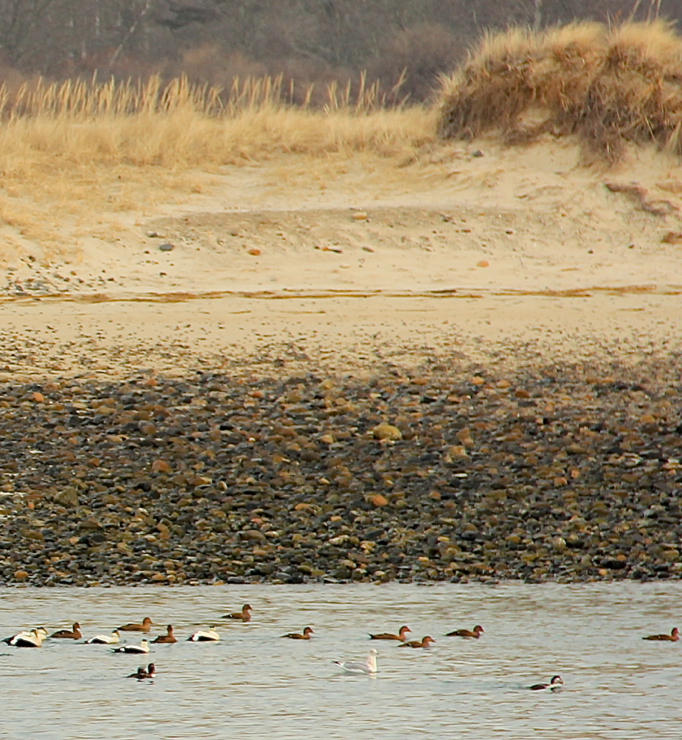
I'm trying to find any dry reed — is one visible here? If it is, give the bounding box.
[437,19,682,162]
[0,73,434,250]
[0,72,430,169]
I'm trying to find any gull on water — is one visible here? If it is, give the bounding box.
[333,648,378,674]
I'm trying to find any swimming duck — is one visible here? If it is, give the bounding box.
[86,630,120,645]
[281,627,314,640]
[113,639,150,654]
[152,625,177,644]
[398,635,436,649]
[529,675,564,691]
[369,625,411,641]
[50,622,82,640]
[446,625,484,639]
[118,617,154,632]
[127,663,156,679]
[223,604,253,621]
[4,628,47,648]
[643,627,680,641]
[187,627,220,642]
[333,648,378,675]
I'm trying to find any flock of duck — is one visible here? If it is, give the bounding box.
[4,602,677,689]
[2,603,254,681]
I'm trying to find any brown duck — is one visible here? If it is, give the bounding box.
[223,604,253,621]
[50,622,82,640]
[152,624,177,643]
[398,635,436,649]
[446,625,484,639]
[281,627,314,640]
[369,625,411,641]
[118,617,154,633]
[643,627,679,641]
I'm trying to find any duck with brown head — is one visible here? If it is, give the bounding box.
[50,622,82,640]
[118,617,154,633]
[152,625,177,644]
[281,627,314,640]
[398,636,436,649]
[128,663,156,679]
[446,625,484,639]
[223,604,253,621]
[643,627,679,641]
[369,625,411,641]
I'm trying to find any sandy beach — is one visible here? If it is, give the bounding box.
[1,135,682,587]
[1,138,682,378]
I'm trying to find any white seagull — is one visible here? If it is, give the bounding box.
[113,639,150,654]
[333,648,378,674]
[86,630,121,644]
[187,627,220,642]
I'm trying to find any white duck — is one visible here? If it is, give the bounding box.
[4,627,48,648]
[86,630,121,644]
[113,639,150,654]
[187,627,220,642]
[333,648,378,674]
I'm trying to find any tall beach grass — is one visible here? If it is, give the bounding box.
[0,72,433,172]
[0,73,435,251]
[437,19,682,162]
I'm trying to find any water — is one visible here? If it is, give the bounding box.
[0,581,680,739]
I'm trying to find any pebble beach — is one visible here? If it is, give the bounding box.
[1,347,681,588]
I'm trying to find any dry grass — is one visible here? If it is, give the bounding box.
[0,73,431,169]
[437,19,682,162]
[0,73,435,254]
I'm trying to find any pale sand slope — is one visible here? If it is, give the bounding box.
[1,137,682,378]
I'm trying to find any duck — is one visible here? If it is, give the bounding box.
[333,648,378,675]
[187,627,220,642]
[127,663,156,679]
[118,617,154,633]
[4,628,47,648]
[446,625,484,639]
[369,625,411,641]
[223,604,253,621]
[643,627,680,641]
[529,675,564,691]
[50,622,82,640]
[86,630,120,645]
[113,639,150,654]
[281,627,314,640]
[398,635,436,649]
[152,625,177,644]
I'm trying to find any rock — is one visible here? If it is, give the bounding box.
[372,422,402,441]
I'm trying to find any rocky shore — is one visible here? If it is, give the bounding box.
[1,354,681,587]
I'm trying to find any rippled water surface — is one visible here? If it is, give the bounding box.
[1,582,681,739]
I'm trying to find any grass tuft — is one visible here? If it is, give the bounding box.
[436,19,682,162]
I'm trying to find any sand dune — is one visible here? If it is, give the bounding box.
[1,138,681,377]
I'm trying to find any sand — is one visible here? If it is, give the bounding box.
[2,136,682,379]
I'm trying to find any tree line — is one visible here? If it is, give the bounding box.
[0,0,675,102]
